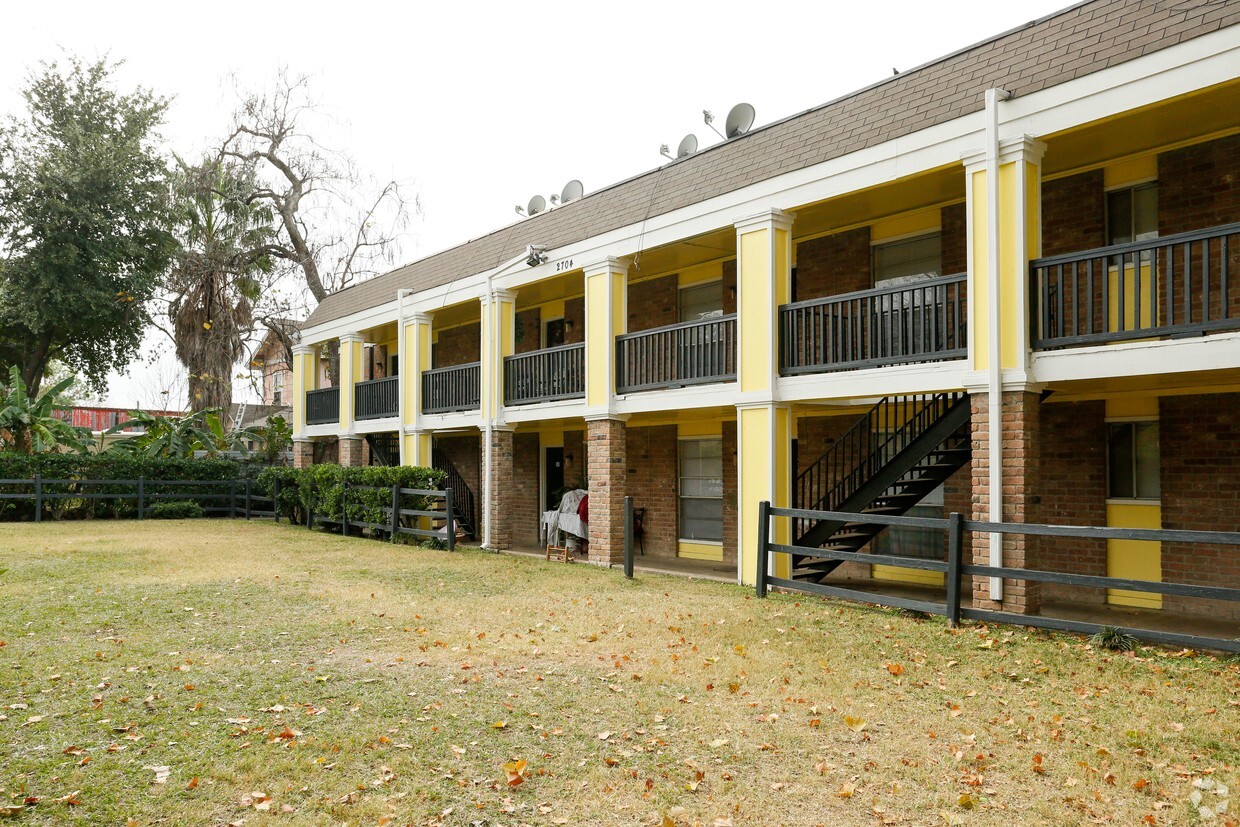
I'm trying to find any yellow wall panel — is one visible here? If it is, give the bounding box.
[1106,502,1162,609]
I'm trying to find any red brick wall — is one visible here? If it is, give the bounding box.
[1039,401,1108,606]
[627,274,678,333]
[1159,394,1240,621]
[941,202,968,276]
[436,435,480,509]
[511,432,541,548]
[487,429,514,548]
[587,418,627,565]
[514,308,541,354]
[722,260,737,315]
[1041,169,1105,257]
[563,430,585,490]
[564,298,585,345]
[434,322,480,368]
[624,425,679,558]
[795,413,872,580]
[794,227,871,303]
[1158,134,1240,234]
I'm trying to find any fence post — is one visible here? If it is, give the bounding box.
[756,500,771,598]
[945,511,964,628]
[229,479,237,519]
[244,478,252,520]
[34,474,42,523]
[273,477,280,525]
[137,476,145,520]
[624,496,634,579]
[390,484,400,543]
[444,488,456,552]
[341,480,349,537]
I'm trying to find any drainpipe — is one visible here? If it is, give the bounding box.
[985,88,1011,602]
[397,288,411,467]
[482,274,495,550]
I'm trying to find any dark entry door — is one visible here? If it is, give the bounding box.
[545,447,565,511]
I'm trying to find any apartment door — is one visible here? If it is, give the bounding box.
[544,447,565,511]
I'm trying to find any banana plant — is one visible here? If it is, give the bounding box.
[104,407,257,458]
[0,366,90,454]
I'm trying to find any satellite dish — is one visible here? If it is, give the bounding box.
[527,195,547,216]
[724,103,756,138]
[560,179,583,204]
[676,134,698,159]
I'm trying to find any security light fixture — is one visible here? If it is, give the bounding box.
[526,244,548,267]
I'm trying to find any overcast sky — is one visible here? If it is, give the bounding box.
[2,0,1072,408]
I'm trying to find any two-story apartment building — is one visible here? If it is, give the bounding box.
[292,0,1240,625]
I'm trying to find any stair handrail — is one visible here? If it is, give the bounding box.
[797,392,965,517]
[432,447,477,536]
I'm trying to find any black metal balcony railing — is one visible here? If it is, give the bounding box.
[778,273,968,375]
[615,314,736,394]
[422,362,481,414]
[504,343,585,406]
[306,387,339,425]
[355,376,398,420]
[1031,222,1240,350]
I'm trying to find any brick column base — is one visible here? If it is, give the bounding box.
[339,436,365,467]
[293,440,314,469]
[587,417,627,566]
[970,391,1042,614]
[485,428,515,549]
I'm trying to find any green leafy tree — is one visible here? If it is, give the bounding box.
[0,365,90,454]
[254,414,293,465]
[104,407,255,459]
[165,156,275,412]
[0,57,175,398]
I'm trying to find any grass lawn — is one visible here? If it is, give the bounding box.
[1,521,1236,826]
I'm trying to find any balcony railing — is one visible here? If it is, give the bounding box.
[1031,222,1240,350]
[422,362,480,414]
[616,314,736,393]
[306,387,339,425]
[778,273,968,375]
[355,376,398,420]
[504,343,585,406]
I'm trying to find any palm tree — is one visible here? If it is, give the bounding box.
[166,157,274,412]
[0,365,90,453]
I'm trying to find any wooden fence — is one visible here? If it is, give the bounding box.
[756,503,1240,653]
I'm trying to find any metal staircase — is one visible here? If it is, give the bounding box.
[792,392,971,583]
[432,446,477,541]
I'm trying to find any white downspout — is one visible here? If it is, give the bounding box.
[985,88,1010,601]
[482,274,495,550]
[396,288,411,467]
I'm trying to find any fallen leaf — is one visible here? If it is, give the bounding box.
[843,715,867,733]
[502,759,527,788]
[886,663,904,676]
[144,765,171,784]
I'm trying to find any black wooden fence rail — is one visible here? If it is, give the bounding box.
[756,503,1240,653]
[305,483,455,549]
[0,477,454,549]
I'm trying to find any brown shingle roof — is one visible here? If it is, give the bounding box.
[305,0,1239,329]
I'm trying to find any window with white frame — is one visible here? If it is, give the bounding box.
[271,370,284,406]
[1107,420,1160,500]
[872,232,941,288]
[679,438,723,542]
[1106,183,1158,246]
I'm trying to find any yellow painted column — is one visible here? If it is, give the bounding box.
[480,290,517,421]
[734,209,794,586]
[583,258,627,414]
[338,333,364,432]
[290,344,317,436]
[964,135,1045,375]
[401,312,433,466]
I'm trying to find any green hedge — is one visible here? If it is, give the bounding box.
[146,500,205,519]
[258,464,445,532]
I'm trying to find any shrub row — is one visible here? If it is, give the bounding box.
[257,464,445,530]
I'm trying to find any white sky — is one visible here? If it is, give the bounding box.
[1,0,1072,408]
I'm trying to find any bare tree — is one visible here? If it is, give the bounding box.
[220,72,415,382]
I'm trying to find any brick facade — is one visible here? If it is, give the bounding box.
[1159,394,1240,621]
[794,227,871,303]
[1041,169,1106,258]
[1039,401,1108,606]
[1159,134,1240,234]
[624,425,679,558]
[293,440,314,469]
[512,432,541,548]
[434,322,481,368]
[436,435,480,512]
[969,391,1042,614]
[563,430,585,490]
[338,436,365,467]
[627,275,678,333]
[586,418,627,565]
[486,428,515,549]
[940,202,968,276]
[721,422,738,565]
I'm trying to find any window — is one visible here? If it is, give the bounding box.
[389,354,399,376]
[872,232,941,287]
[272,371,285,406]
[1106,183,1158,246]
[679,281,723,322]
[1107,421,1160,500]
[679,438,723,542]
[545,318,566,348]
